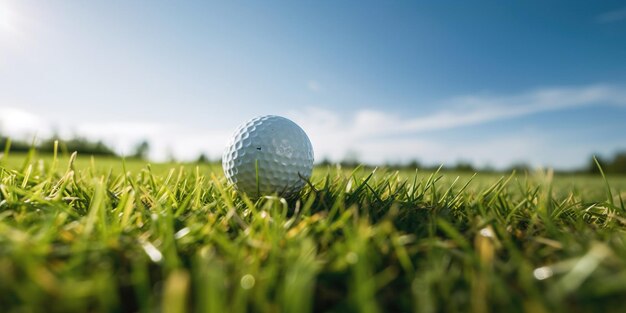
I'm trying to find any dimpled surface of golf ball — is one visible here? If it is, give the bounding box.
[222,115,314,197]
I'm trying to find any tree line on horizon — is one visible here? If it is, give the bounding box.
[0,135,148,159]
[2,135,626,174]
[320,153,626,174]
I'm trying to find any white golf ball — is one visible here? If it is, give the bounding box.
[222,115,314,197]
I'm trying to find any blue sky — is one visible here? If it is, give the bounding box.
[1,1,625,169]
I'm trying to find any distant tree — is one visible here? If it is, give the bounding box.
[39,137,116,156]
[508,162,532,173]
[132,140,150,159]
[196,153,210,163]
[0,134,115,157]
[318,158,332,167]
[587,155,607,174]
[406,159,421,170]
[0,136,31,152]
[453,161,475,172]
[341,150,361,168]
[481,164,496,173]
[610,152,626,174]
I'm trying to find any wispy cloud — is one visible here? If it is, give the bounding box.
[400,84,624,133]
[596,7,626,23]
[292,84,625,138]
[1,83,624,167]
[288,84,626,167]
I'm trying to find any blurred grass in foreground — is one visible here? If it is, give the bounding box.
[0,152,626,312]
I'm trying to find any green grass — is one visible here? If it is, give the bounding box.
[1,152,626,313]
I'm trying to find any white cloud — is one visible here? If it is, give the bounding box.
[0,107,231,161]
[0,107,50,137]
[1,83,624,168]
[386,84,622,135]
[71,122,231,161]
[351,133,543,168]
[288,84,626,168]
[293,84,625,138]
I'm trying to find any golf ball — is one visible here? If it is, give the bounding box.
[222,115,314,197]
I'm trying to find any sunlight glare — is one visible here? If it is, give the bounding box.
[0,4,16,35]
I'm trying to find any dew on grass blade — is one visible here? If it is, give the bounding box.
[240,274,255,289]
[533,267,554,280]
[479,227,495,238]
[141,241,163,263]
[174,227,190,239]
[346,252,359,264]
